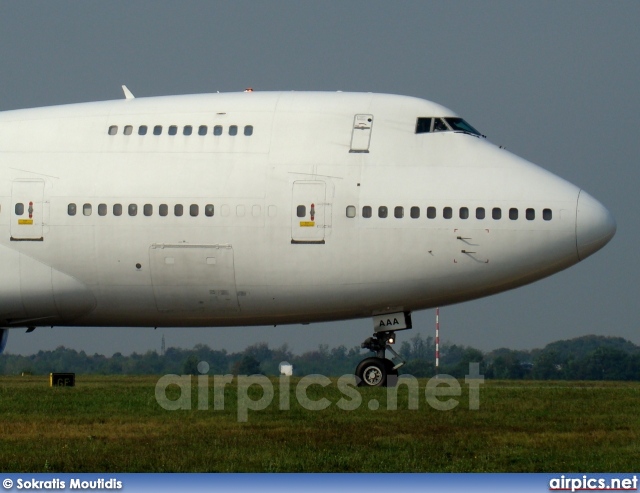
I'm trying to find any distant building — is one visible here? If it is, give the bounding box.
[279,361,293,376]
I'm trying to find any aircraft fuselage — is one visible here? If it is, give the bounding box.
[0,91,616,331]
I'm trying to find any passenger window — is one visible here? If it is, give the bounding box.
[108,125,118,135]
[128,204,138,216]
[378,206,388,218]
[159,204,168,217]
[427,206,436,219]
[205,204,214,217]
[98,204,107,216]
[415,118,432,134]
[144,204,153,216]
[459,207,469,219]
[362,206,372,218]
[67,203,76,216]
[443,207,452,219]
[214,125,223,136]
[297,205,306,218]
[174,204,183,217]
[346,205,356,218]
[543,208,552,221]
[476,207,485,219]
[394,206,404,218]
[83,203,92,216]
[198,125,208,136]
[15,203,24,215]
[509,208,518,220]
[244,125,253,136]
[183,125,192,136]
[526,208,535,220]
[113,204,122,216]
[410,206,420,219]
[190,204,199,217]
[124,125,133,135]
[168,126,177,136]
[229,125,238,136]
[153,125,162,136]
[138,126,147,136]
[492,207,502,220]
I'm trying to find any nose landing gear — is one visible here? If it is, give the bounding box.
[355,312,412,387]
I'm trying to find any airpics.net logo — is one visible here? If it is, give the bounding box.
[155,362,484,422]
[549,475,638,492]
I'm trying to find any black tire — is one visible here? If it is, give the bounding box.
[356,357,388,387]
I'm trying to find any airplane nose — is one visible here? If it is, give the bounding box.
[576,190,616,261]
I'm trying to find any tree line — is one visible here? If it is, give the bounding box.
[1,334,638,380]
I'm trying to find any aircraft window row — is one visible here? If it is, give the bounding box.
[415,117,481,136]
[67,203,216,217]
[107,124,254,137]
[350,206,553,221]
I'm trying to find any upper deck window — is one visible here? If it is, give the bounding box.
[416,117,481,136]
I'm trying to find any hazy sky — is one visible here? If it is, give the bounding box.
[1,1,637,357]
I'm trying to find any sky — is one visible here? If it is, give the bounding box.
[0,1,637,357]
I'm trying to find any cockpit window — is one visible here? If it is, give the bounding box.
[415,118,432,133]
[445,117,481,136]
[433,118,449,132]
[416,116,482,136]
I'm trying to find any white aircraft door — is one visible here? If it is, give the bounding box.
[10,180,45,241]
[291,181,326,244]
[349,114,373,153]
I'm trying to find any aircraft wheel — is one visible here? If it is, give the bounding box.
[356,357,387,387]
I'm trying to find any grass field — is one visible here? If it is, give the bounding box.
[0,375,638,472]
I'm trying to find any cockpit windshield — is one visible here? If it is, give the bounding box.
[415,117,482,137]
[445,117,481,136]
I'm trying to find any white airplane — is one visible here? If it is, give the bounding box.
[0,88,616,386]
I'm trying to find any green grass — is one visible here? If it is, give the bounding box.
[0,376,638,472]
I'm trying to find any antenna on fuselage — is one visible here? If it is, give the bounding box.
[121,85,135,100]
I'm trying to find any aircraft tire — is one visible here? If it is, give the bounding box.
[356,357,388,387]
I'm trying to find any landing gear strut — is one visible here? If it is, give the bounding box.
[355,312,411,387]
